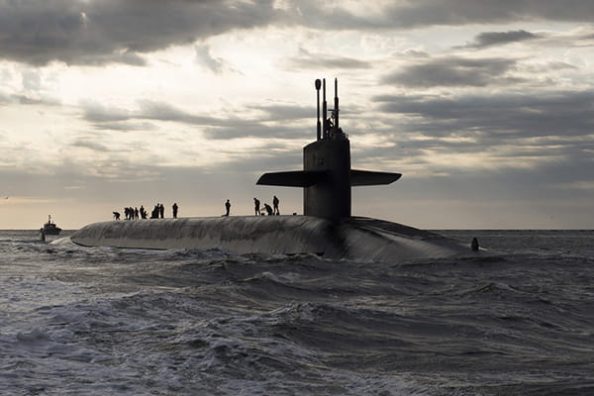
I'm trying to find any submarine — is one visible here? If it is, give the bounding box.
[71,79,471,261]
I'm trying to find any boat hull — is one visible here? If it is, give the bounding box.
[42,228,62,235]
[71,216,471,262]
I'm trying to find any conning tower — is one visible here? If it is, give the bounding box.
[257,78,401,220]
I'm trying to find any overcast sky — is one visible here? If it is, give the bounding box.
[1,0,593,229]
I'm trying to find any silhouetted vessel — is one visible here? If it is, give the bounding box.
[71,79,473,261]
[41,215,62,235]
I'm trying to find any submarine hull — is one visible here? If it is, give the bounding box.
[71,216,470,262]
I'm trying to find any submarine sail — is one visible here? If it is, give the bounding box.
[257,78,401,219]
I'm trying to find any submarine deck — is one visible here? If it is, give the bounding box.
[71,216,471,262]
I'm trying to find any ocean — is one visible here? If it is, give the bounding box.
[1,229,593,395]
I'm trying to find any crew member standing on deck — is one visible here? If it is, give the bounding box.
[172,203,178,219]
[254,198,260,216]
[273,195,280,215]
[224,199,231,216]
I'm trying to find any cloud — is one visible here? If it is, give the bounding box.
[249,103,315,121]
[4,0,594,68]
[328,1,594,28]
[81,99,313,139]
[70,139,110,152]
[92,121,158,132]
[21,70,42,91]
[195,44,226,74]
[539,26,594,48]
[82,100,221,126]
[464,30,541,49]
[0,91,60,106]
[287,48,372,70]
[0,0,278,66]
[279,0,594,31]
[137,100,224,126]
[383,57,521,87]
[376,90,594,135]
[345,88,594,184]
[4,0,594,67]
[83,102,132,123]
[203,123,309,140]
[460,28,594,51]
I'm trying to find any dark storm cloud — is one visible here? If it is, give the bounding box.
[379,0,594,27]
[374,90,594,141]
[286,0,594,30]
[338,89,594,184]
[464,30,541,49]
[383,57,521,87]
[4,1,594,66]
[0,0,277,65]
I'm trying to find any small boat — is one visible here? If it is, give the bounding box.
[41,215,62,235]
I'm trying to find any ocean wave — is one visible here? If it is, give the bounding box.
[2,230,594,395]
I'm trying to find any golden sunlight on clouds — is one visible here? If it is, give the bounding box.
[1,1,593,228]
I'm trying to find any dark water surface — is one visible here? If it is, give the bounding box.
[1,229,593,395]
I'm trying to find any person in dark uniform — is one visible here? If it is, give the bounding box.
[225,199,231,216]
[172,203,179,219]
[272,195,280,215]
[159,203,165,218]
[263,203,273,216]
[471,237,480,251]
[254,198,260,216]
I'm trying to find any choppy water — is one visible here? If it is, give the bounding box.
[1,229,593,395]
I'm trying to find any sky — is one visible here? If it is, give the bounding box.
[1,0,593,229]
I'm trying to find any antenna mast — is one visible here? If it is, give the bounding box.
[334,78,339,129]
[315,79,321,140]
[322,79,327,139]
